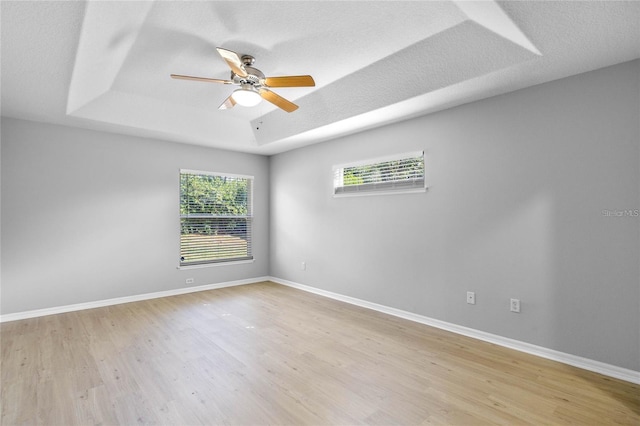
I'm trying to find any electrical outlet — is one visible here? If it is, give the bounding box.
[510,298,521,313]
[466,291,475,305]
[301,261,306,271]
[186,278,194,285]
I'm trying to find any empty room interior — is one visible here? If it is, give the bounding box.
[1,1,639,424]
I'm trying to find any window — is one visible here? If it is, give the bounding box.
[333,151,426,196]
[180,170,253,266]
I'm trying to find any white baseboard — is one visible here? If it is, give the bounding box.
[269,276,640,385]
[0,276,270,323]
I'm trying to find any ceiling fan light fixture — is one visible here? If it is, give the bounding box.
[231,86,262,107]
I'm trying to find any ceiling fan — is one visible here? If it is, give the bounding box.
[171,47,315,113]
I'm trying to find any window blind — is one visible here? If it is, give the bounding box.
[180,170,253,266]
[333,151,426,196]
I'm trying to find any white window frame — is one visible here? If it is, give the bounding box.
[179,169,254,268]
[333,151,427,197]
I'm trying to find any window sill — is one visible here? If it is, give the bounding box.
[177,259,255,270]
[333,187,428,198]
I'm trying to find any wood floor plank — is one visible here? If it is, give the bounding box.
[1,281,639,425]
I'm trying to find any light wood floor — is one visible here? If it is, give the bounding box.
[1,281,638,425]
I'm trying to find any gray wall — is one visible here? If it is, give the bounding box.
[270,60,640,371]
[1,118,270,314]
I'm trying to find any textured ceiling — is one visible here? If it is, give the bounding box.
[2,1,639,155]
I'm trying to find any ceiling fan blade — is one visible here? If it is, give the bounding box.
[263,75,315,87]
[216,47,248,78]
[219,95,237,110]
[171,74,233,84]
[259,88,298,113]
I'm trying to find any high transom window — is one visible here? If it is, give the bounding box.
[180,170,253,266]
[333,151,426,197]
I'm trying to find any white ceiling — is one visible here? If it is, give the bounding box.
[2,1,639,155]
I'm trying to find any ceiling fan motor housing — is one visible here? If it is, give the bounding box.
[232,66,264,86]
